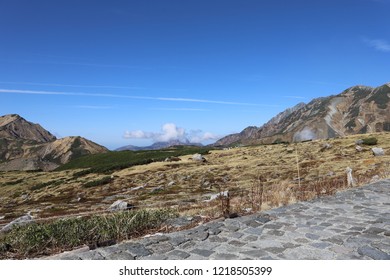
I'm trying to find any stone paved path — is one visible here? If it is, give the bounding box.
[45,179,390,260]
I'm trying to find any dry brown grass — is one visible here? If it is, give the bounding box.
[0,132,389,225]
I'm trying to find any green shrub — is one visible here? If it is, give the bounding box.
[56,147,213,173]
[4,179,24,186]
[83,176,113,188]
[30,181,54,191]
[362,137,378,146]
[72,169,93,178]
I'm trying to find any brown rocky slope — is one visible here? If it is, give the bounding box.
[0,114,56,143]
[0,114,108,171]
[214,83,390,146]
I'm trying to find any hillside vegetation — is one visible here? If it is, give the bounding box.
[56,146,213,173]
[0,132,388,222]
[0,132,389,258]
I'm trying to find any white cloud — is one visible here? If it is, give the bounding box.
[123,123,220,144]
[188,131,219,143]
[364,38,390,52]
[158,123,186,142]
[123,130,154,139]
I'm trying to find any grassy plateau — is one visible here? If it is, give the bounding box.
[0,133,389,258]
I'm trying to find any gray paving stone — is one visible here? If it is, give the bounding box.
[95,246,122,258]
[363,227,386,235]
[117,243,151,257]
[55,253,82,260]
[168,235,191,246]
[228,240,246,247]
[305,233,321,240]
[211,253,239,260]
[264,247,287,254]
[179,240,197,250]
[322,236,345,245]
[140,235,170,246]
[283,242,301,249]
[166,250,191,260]
[105,251,135,260]
[357,245,390,260]
[192,241,220,251]
[267,229,285,236]
[77,250,105,260]
[220,231,244,239]
[329,245,355,255]
[371,241,390,253]
[141,254,168,260]
[342,231,361,236]
[243,235,258,242]
[310,242,332,249]
[209,235,228,243]
[243,227,263,235]
[319,222,333,227]
[190,248,214,257]
[284,226,298,232]
[254,216,272,224]
[244,220,262,228]
[147,242,174,254]
[188,231,209,241]
[294,238,310,244]
[225,225,240,232]
[240,249,269,258]
[209,228,222,235]
[349,226,366,231]
[264,223,284,230]
[281,247,335,260]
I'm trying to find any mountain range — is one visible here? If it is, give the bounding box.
[1,82,389,171]
[116,139,202,151]
[214,83,390,146]
[0,114,108,171]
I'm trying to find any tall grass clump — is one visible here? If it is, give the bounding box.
[0,208,177,259]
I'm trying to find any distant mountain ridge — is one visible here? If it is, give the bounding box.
[0,114,108,171]
[214,83,390,146]
[116,139,202,151]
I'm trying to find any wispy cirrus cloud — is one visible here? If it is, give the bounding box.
[363,38,390,52]
[0,81,187,92]
[0,88,270,106]
[0,81,147,90]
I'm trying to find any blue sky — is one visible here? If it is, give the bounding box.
[1,0,389,149]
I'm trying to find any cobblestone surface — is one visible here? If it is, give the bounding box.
[43,179,390,260]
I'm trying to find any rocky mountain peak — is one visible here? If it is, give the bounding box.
[0,114,56,143]
[0,114,108,171]
[0,114,22,126]
[214,82,390,146]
